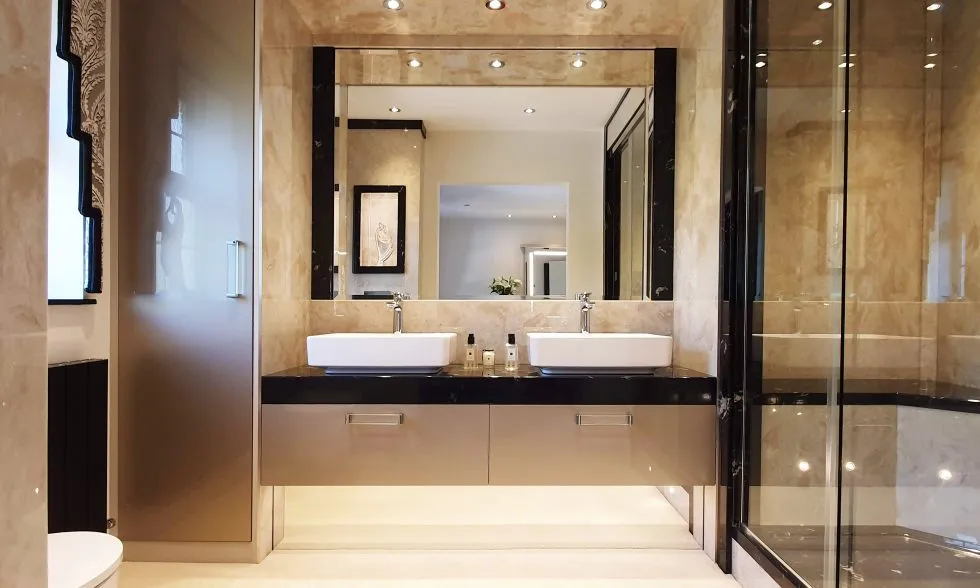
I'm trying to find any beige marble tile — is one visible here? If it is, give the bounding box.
[308,300,672,366]
[342,130,423,300]
[671,0,723,376]
[338,49,654,86]
[290,0,687,41]
[260,0,313,375]
[0,0,51,583]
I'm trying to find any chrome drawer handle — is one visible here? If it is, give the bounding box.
[575,413,633,426]
[345,413,404,426]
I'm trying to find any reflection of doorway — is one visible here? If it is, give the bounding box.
[438,184,568,300]
[604,112,646,300]
[522,246,567,298]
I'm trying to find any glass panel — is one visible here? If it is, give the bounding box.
[837,0,980,585]
[741,0,850,584]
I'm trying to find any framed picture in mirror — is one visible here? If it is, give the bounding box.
[352,185,407,274]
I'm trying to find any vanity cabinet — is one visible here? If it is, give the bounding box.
[261,404,490,485]
[488,405,648,485]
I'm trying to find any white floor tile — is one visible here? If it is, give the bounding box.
[120,549,741,587]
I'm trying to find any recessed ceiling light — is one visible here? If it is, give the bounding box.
[485,0,505,9]
[812,39,824,46]
[553,215,558,219]
[389,106,401,113]
[927,52,939,57]
[924,62,937,69]
[524,107,536,114]
[926,2,941,10]
[938,468,953,481]
[587,0,607,9]
[755,61,766,68]
[507,214,512,218]
[817,1,833,9]
[798,460,811,472]
[571,53,587,68]
[406,56,422,68]
[489,57,506,69]
[383,0,403,10]
[845,461,856,471]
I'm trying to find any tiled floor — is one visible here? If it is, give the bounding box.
[119,549,742,587]
[281,486,700,550]
[119,487,740,587]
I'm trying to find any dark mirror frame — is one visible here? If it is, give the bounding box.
[55,0,103,295]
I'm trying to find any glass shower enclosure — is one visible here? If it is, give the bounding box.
[728,0,980,585]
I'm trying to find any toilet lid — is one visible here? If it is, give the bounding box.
[48,532,123,588]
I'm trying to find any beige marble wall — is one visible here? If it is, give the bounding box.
[261,0,313,375]
[0,0,51,583]
[290,0,685,46]
[934,1,980,389]
[309,300,673,366]
[343,129,424,299]
[337,49,654,86]
[671,0,722,376]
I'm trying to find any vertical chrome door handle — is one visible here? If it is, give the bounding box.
[226,240,243,298]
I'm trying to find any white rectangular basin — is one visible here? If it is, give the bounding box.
[527,332,673,375]
[307,333,457,374]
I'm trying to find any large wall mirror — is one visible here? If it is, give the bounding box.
[313,48,675,302]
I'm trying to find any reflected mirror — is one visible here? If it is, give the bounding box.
[317,48,675,302]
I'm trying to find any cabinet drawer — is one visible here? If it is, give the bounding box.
[261,404,489,485]
[489,405,647,485]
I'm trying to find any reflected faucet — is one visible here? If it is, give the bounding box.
[387,292,407,334]
[578,292,595,334]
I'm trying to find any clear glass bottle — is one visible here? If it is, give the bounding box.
[464,334,478,370]
[505,333,519,371]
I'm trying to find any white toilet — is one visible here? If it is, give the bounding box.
[48,532,123,588]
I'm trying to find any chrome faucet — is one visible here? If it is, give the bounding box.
[387,292,407,334]
[578,292,595,334]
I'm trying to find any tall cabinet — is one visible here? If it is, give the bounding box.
[116,0,256,543]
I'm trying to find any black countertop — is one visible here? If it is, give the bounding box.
[262,365,717,405]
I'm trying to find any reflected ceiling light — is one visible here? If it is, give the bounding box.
[489,56,506,69]
[485,0,505,9]
[817,1,833,9]
[524,107,536,114]
[845,461,857,471]
[755,61,766,68]
[757,52,768,57]
[813,39,824,46]
[406,56,423,68]
[389,106,402,113]
[553,215,558,219]
[838,61,855,68]
[926,2,942,10]
[798,460,811,472]
[587,0,608,9]
[507,214,513,218]
[938,468,953,481]
[383,0,403,10]
[571,53,588,68]
[927,52,939,57]
[925,62,937,69]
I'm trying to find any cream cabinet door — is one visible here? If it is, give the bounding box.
[489,405,647,485]
[262,404,490,485]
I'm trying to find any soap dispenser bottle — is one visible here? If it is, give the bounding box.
[505,333,519,371]
[464,334,478,370]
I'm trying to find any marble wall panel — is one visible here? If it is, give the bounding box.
[337,49,654,86]
[0,0,51,583]
[261,0,313,375]
[671,0,723,376]
[897,406,980,542]
[289,0,686,41]
[342,129,423,299]
[308,300,673,366]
